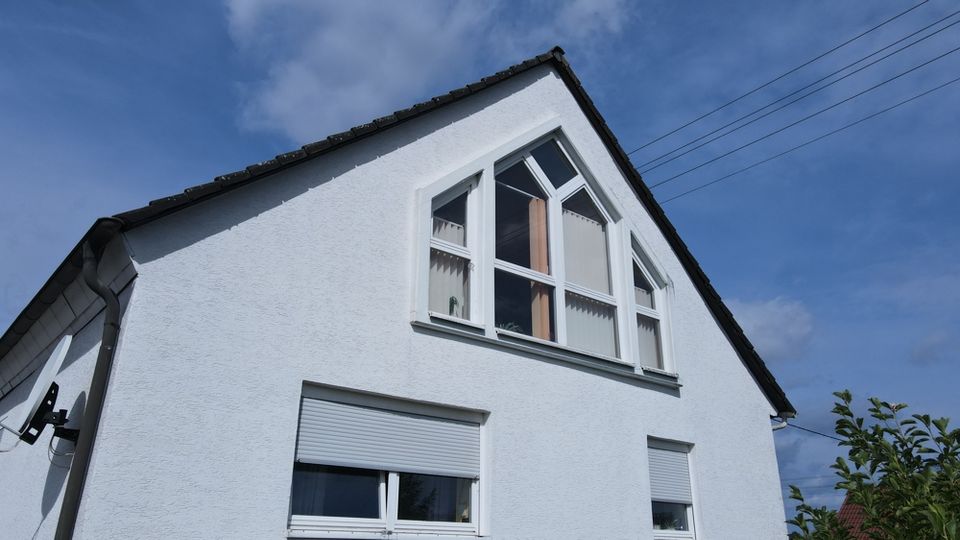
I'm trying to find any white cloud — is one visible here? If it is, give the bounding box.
[225,0,633,142]
[728,296,813,363]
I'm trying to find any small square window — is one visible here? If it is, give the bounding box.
[495,270,555,341]
[291,463,381,518]
[530,139,577,188]
[433,191,467,247]
[429,249,470,319]
[398,473,473,523]
[637,315,662,370]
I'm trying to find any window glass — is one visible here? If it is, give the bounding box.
[637,315,662,369]
[432,191,468,246]
[562,190,610,293]
[495,163,549,273]
[531,139,577,188]
[397,473,472,523]
[429,249,469,318]
[565,292,617,357]
[495,270,555,341]
[291,464,380,518]
[652,501,690,531]
[633,263,655,309]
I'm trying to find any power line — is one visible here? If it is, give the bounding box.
[637,9,960,173]
[657,74,960,204]
[649,43,960,190]
[788,423,844,442]
[625,0,931,155]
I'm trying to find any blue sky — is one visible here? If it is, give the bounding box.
[1,0,958,518]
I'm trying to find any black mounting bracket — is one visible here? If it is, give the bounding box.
[19,382,80,445]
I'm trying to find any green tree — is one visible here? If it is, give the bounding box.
[788,390,960,540]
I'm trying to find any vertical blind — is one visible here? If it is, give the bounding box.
[429,249,469,318]
[565,292,617,358]
[562,209,610,293]
[637,315,662,369]
[296,397,481,479]
[433,217,466,246]
[648,446,693,504]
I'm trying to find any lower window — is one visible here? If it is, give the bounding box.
[290,389,482,536]
[648,440,695,539]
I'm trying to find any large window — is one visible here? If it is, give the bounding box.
[290,389,482,536]
[419,126,674,375]
[648,440,695,539]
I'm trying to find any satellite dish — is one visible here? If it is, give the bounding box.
[0,335,77,445]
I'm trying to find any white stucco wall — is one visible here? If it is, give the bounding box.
[69,65,787,539]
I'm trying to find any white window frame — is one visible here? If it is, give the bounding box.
[648,438,697,540]
[627,233,677,374]
[414,117,678,381]
[428,176,481,323]
[289,386,485,539]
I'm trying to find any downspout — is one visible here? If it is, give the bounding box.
[55,219,124,540]
[771,417,790,431]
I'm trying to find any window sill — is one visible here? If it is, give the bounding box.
[495,328,633,368]
[288,528,479,540]
[640,365,680,379]
[412,318,681,390]
[428,311,486,331]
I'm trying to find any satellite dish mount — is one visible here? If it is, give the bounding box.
[0,335,79,446]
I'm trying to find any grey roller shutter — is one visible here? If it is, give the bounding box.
[296,397,481,479]
[648,447,693,504]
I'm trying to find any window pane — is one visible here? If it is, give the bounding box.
[398,473,472,523]
[565,292,617,357]
[290,463,380,518]
[429,249,469,319]
[495,270,555,341]
[433,191,467,246]
[495,163,549,273]
[562,190,610,293]
[531,139,577,188]
[637,314,662,369]
[633,263,655,309]
[652,501,690,531]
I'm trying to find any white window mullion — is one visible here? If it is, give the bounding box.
[493,259,556,287]
[430,238,471,260]
[466,176,482,324]
[546,190,568,346]
[481,166,497,338]
[386,471,399,532]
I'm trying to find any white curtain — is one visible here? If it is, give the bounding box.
[429,250,469,318]
[563,209,610,293]
[565,292,617,357]
[433,217,466,246]
[637,314,662,369]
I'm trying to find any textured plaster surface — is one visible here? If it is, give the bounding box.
[69,65,787,539]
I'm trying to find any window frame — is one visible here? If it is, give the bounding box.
[647,439,697,540]
[627,233,677,374]
[428,176,480,323]
[414,118,677,382]
[289,386,485,538]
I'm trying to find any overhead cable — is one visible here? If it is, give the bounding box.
[637,10,960,173]
[657,74,960,204]
[625,1,930,155]
[649,43,960,189]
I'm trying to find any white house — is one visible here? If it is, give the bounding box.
[0,47,795,540]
